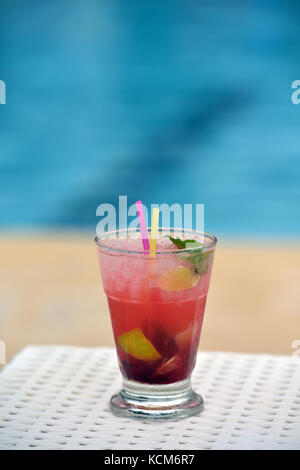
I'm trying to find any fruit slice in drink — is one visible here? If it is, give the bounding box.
[117,328,162,361]
[158,266,200,291]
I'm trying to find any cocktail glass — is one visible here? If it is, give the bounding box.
[95,228,217,420]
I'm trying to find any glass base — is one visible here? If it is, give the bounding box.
[110,378,203,420]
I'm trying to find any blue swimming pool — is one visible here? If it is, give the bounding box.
[0,0,299,237]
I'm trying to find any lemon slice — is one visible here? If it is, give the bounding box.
[117,328,162,361]
[158,266,200,291]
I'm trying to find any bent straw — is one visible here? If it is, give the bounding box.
[136,200,150,255]
[149,207,159,258]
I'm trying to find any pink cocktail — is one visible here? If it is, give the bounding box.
[96,228,217,419]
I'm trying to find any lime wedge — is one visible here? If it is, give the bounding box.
[117,328,162,361]
[158,266,200,291]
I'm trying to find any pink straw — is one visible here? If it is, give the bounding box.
[136,200,150,254]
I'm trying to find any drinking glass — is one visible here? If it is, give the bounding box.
[95,228,217,420]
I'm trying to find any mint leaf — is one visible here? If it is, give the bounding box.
[168,236,212,275]
[189,250,213,275]
[168,236,201,249]
[168,236,186,249]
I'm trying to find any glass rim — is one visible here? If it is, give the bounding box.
[95,228,217,255]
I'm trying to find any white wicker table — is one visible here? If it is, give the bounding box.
[0,346,299,450]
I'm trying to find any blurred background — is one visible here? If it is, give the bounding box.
[1,0,300,362]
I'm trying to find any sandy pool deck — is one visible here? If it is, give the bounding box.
[1,235,300,363]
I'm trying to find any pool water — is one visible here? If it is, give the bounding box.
[0,0,299,237]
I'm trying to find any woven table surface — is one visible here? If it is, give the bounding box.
[0,346,299,450]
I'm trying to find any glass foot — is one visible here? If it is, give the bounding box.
[110,378,204,420]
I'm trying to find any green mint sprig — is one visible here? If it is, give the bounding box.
[168,236,199,249]
[168,236,212,275]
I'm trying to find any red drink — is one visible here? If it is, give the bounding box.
[96,229,216,419]
[107,286,207,385]
[96,229,217,419]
